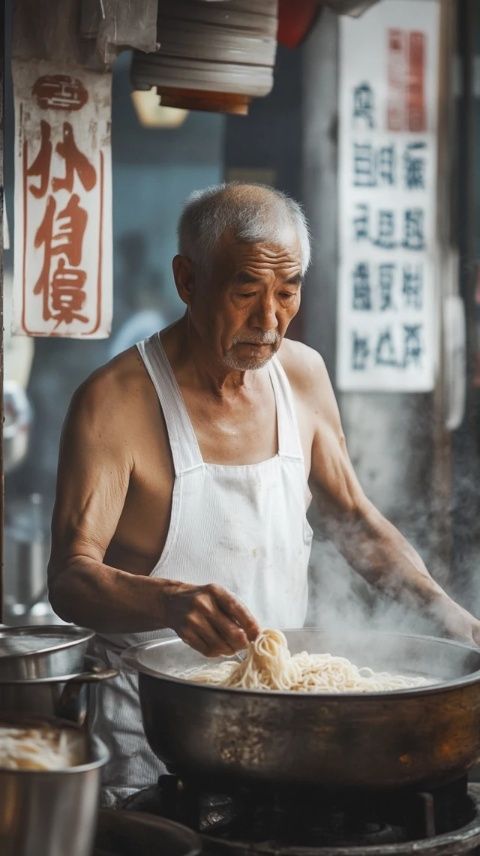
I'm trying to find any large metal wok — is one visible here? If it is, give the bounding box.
[123,629,480,791]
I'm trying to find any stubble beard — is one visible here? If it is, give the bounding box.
[223,332,281,371]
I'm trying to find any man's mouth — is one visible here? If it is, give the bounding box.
[232,332,280,348]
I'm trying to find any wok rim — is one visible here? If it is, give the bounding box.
[122,629,480,700]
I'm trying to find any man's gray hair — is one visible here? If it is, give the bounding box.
[178,183,311,274]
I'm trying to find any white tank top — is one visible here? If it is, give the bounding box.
[92,332,313,805]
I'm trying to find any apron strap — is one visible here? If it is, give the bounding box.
[137,334,204,475]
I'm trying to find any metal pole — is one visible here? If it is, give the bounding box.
[0,0,5,621]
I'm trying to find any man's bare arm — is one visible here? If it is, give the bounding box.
[48,367,258,656]
[292,346,480,645]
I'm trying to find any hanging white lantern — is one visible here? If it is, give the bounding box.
[131,0,278,115]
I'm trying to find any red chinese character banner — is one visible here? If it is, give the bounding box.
[13,61,112,338]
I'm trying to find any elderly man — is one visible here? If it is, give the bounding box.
[48,183,480,805]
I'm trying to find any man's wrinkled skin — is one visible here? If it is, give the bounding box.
[48,220,480,655]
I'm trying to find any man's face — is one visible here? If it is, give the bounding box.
[180,233,303,371]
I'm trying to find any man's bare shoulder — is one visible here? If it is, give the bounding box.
[277,339,329,395]
[66,347,153,442]
[277,339,341,429]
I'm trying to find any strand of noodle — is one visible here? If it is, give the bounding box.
[173,629,432,692]
[0,727,84,770]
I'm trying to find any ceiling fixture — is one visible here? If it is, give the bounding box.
[131,0,278,115]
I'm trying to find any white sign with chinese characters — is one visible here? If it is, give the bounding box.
[337,0,439,391]
[13,60,112,338]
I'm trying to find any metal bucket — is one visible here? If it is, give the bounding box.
[0,718,109,856]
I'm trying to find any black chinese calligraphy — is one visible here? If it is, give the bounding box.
[351,332,370,371]
[352,141,427,190]
[351,325,425,372]
[379,264,396,311]
[375,328,397,366]
[404,142,426,189]
[352,263,372,310]
[350,262,424,313]
[352,82,375,129]
[403,265,423,309]
[352,204,426,251]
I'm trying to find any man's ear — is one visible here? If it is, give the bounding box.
[172,255,195,306]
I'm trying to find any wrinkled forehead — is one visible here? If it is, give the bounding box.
[211,229,303,276]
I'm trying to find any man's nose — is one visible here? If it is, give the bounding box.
[251,297,279,330]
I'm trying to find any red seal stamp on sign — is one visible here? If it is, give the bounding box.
[32,75,89,112]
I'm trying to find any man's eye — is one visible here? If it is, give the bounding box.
[280,292,296,299]
[237,292,256,299]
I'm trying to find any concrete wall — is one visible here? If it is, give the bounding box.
[300,11,453,629]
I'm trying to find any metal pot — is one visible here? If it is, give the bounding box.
[123,629,480,791]
[94,810,202,856]
[0,716,109,856]
[0,625,94,680]
[0,658,118,724]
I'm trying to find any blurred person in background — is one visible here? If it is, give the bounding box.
[109,232,168,358]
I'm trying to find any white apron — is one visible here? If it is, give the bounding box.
[91,332,313,806]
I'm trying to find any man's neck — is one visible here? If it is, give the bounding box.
[161,316,255,398]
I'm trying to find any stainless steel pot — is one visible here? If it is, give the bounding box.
[0,717,109,856]
[0,658,118,724]
[0,625,94,680]
[94,810,202,856]
[123,629,480,791]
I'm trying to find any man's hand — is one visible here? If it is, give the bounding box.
[429,595,480,647]
[162,581,260,657]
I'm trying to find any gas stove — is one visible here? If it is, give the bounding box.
[116,773,480,855]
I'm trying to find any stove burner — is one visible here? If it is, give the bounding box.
[122,776,480,855]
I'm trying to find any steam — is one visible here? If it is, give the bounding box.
[307,535,434,639]
[305,529,479,680]
[300,383,480,678]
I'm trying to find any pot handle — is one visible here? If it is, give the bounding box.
[57,667,118,726]
[66,667,119,685]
